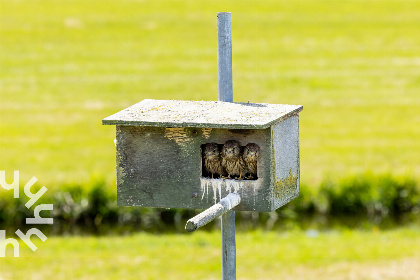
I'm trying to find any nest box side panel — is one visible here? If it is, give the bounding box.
[116,125,202,208]
[271,115,300,210]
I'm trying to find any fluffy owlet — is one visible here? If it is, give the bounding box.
[221,140,247,179]
[243,143,260,179]
[203,143,224,178]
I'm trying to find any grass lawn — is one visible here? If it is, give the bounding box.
[1,228,420,279]
[1,0,419,188]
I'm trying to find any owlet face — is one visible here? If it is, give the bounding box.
[223,140,241,159]
[204,143,220,160]
[244,143,260,161]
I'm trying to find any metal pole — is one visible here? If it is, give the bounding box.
[221,210,236,279]
[217,12,236,280]
[217,12,233,102]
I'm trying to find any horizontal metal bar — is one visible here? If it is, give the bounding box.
[185,193,241,232]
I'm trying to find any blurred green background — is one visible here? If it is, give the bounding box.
[1,0,419,187]
[1,0,419,278]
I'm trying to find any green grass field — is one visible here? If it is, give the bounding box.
[1,0,419,188]
[1,228,420,279]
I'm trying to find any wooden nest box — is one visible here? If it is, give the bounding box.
[103,99,303,212]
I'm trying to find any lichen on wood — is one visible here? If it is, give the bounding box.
[274,168,298,199]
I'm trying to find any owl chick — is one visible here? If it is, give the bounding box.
[203,143,224,178]
[221,140,247,179]
[243,143,260,179]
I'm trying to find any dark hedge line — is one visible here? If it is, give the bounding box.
[0,175,419,235]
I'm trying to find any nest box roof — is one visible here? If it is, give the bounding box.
[103,99,303,129]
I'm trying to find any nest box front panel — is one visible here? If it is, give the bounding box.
[116,125,274,211]
[116,125,199,209]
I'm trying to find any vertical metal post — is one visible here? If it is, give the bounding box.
[217,12,233,102]
[217,12,236,280]
[221,210,236,279]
